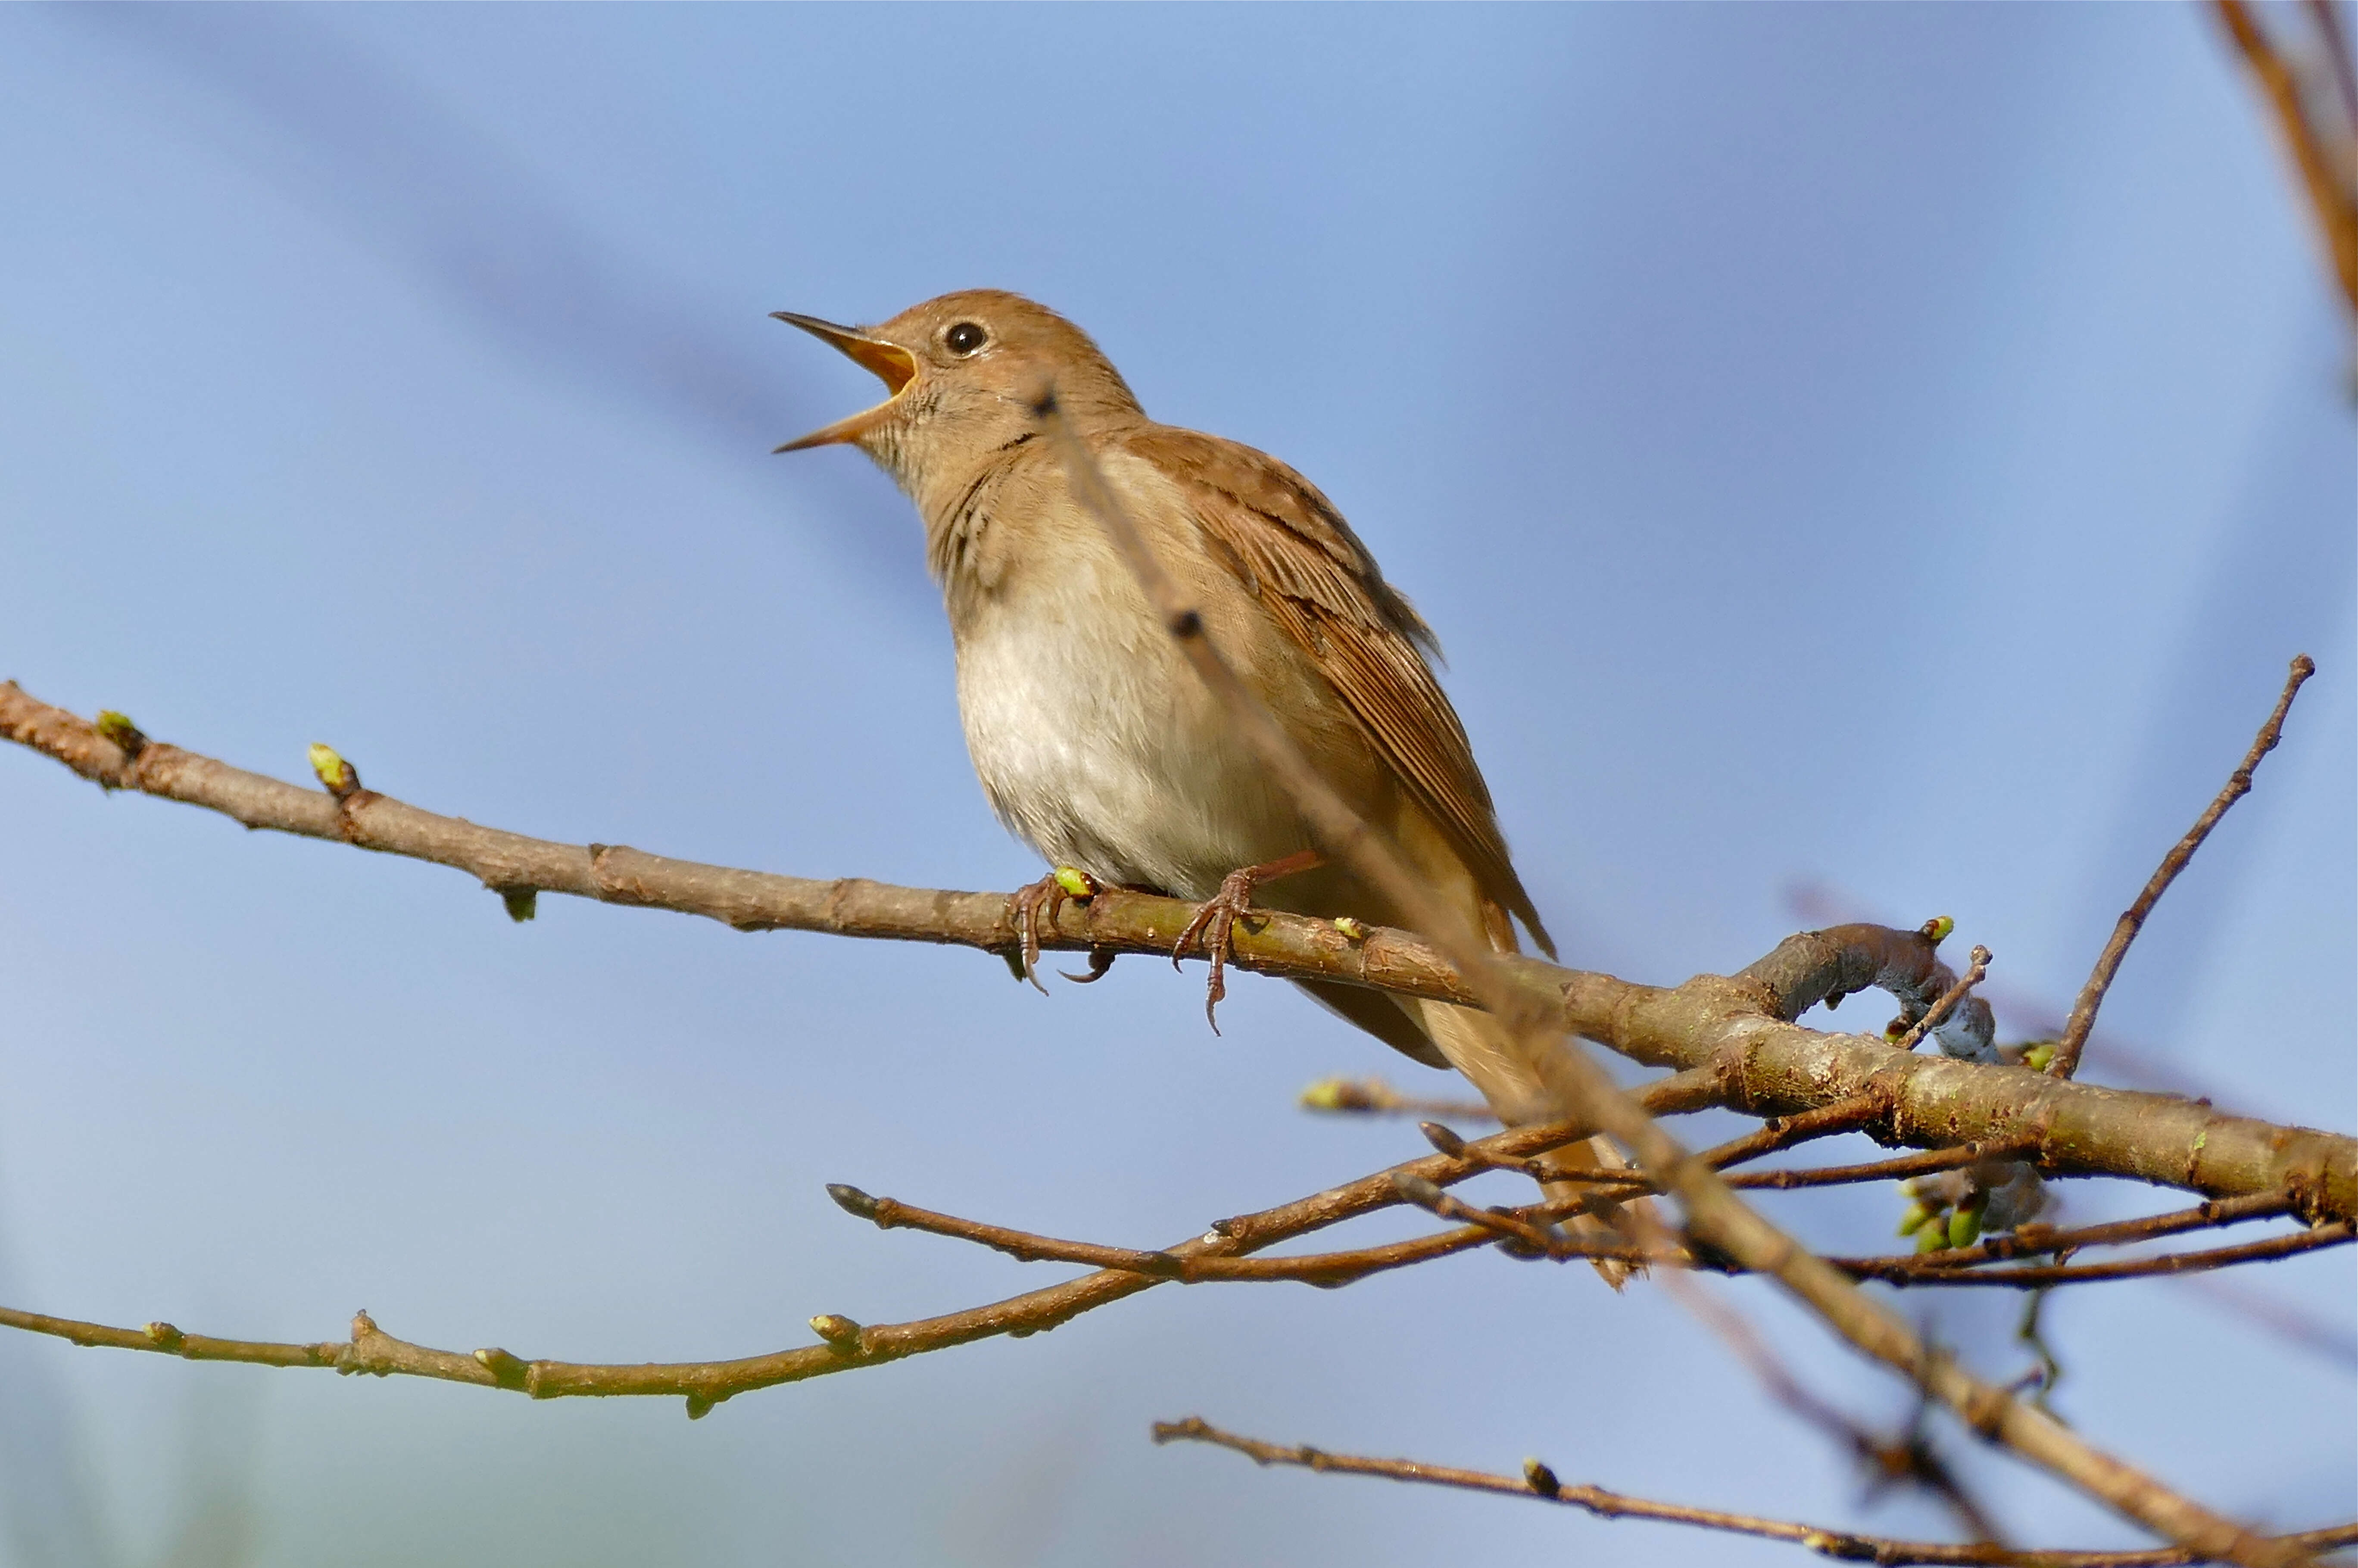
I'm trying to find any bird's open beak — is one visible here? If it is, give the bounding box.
[771,312,921,452]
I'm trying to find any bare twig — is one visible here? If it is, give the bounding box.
[0,1073,1709,1407]
[1894,946,1993,1054]
[1840,1221,2354,1290]
[4,684,2347,1225]
[1297,1075,1495,1120]
[1894,1192,2294,1267]
[1697,1092,1888,1170]
[824,1179,2320,1298]
[2053,657,2315,1080]
[1152,1418,2358,1567]
[1031,401,2320,1568]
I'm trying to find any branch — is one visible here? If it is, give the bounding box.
[1894,945,1994,1057]
[6,684,2348,1227]
[1151,1418,2358,1568]
[2052,655,2314,1079]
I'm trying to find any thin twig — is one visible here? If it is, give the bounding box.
[1031,398,2319,1568]
[0,1074,1708,1408]
[2053,657,2314,1080]
[1895,1192,2293,1267]
[823,1183,2319,1297]
[1840,1221,2354,1289]
[1895,946,1993,1054]
[1298,1075,1496,1120]
[1695,1092,1889,1170]
[1729,1141,2037,1191]
[1153,1417,2358,1568]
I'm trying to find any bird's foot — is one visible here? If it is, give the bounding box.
[1173,849,1324,1034]
[1009,867,1100,993]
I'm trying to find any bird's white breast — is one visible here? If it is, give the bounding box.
[951,551,1297,898]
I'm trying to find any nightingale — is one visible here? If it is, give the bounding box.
[775,290,1638,1276]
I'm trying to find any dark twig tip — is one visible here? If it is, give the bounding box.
[1388,1171,1446,1209]
[826,1183,881,1221]
[1418,1121,1469,1158]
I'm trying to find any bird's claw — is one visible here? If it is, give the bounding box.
[1173,870,1260,1035]
[1172,850,1322,1035]
[1060,947,1117,985]
[1009,867,1098,993]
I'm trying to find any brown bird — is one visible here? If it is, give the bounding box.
[775,289,1638,1274]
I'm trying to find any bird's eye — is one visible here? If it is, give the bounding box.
[944,321,988,356]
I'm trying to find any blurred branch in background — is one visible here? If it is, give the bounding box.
[2213,0,2358,321]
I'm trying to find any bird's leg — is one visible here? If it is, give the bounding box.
[1007,867,1100,994]
[1173,848,1325,1033]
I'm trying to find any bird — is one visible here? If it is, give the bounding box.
[774,289,1640,1278]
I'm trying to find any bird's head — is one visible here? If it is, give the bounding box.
[772,289,1141,496]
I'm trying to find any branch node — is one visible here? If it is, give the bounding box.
[472,1346,531,1389]
[95,710,148,760]
[808,1313,865,1353]
[307,742,362,799]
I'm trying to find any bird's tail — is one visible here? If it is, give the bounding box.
[1397,995,1651,1288]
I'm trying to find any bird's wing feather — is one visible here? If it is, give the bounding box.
[1119,424,1555,958]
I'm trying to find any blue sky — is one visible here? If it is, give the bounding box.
[0,7,2350,1566]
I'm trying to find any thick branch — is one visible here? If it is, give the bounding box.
[4,683,2349,1232]
[1152,1418,2358,1568]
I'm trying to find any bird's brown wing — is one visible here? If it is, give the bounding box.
[1119,424,1555,958]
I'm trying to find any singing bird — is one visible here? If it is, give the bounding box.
[775,290,1636,1271]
